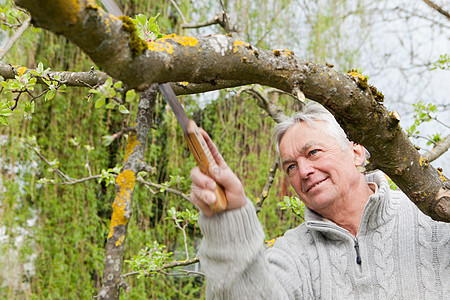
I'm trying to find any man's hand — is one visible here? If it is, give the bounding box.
[190,129,247,217]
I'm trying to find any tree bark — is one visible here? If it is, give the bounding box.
[13,0,450,216]
[97,85,157,299]
[13,0,450,222]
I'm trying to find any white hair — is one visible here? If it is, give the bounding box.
[273,102,351,154]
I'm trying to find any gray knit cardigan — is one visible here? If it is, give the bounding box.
[197,171,450,299]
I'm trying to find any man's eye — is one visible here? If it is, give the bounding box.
[309,149,319,156]
[287,164,295,172]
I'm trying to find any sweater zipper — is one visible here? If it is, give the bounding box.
[354,238,361,264]
[307,222,362,265]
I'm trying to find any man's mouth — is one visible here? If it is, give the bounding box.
[306,178,327,192]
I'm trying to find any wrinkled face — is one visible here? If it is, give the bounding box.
[279,121,365,214]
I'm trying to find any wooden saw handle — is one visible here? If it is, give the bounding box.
[185,120,227,212]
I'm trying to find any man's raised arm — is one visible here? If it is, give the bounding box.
[189,129,299,299]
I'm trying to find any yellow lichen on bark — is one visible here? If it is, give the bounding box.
[347,71,365,81]
[54,0,80,24]
[147,34,198,54]
[233,40,249,53]
[107,170,136,239]
[16,67,27,76]
[419,156,429,167]
[115,234,125,246]
[124,132,140,162]
[162,34,198,47]
[104,18,112,34]
[281,48,294,56]
[147,41,174,54]
[346,70,369,89]
[438,169,447,182]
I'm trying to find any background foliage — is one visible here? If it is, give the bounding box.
[0,0,448,298]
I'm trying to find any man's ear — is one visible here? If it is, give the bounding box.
[351,142,366,166]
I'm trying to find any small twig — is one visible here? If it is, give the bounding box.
[182,15,221,29]
[432,117,450,130]
[0,15,31,60]
[237,85,288,123]
[31,154,188,199]
[291,206,304,221]
[29,145,72,182]
[255,161,279,213]
[140,163,155,174]
[122,257,201,278]
[422,0,450,20]
[85,152,92,176]
[183,10,237,34]
[169,0,187,24]
[171,214,190,259]
[76,79,96,89]
[9,93,21,111]
[108,126,137,143]
[410,134,437,144]
[423,134,450,162]
[139,179,190,201]
[159,269,204,277]
[26,88,50,102]
[8,72,70,111]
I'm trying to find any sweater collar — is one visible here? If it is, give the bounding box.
[304,171,392,237]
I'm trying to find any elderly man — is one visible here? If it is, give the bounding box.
[190,102,449,299]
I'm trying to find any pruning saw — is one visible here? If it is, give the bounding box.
[159,84,227,212]
[100,0,227,212]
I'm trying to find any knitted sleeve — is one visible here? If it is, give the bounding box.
[197,199,305,299]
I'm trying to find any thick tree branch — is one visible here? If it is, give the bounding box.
[15,0,449,221]
[0,62,109,87]
[98,85,158,299]
[0,61,247,96]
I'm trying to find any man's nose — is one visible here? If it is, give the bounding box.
[298,159,314,179]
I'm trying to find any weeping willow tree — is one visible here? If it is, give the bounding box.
[0,0,448,299]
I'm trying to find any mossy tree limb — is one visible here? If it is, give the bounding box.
[14,1,449,220]
[98,85,158,300]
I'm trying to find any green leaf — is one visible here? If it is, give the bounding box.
[136,14,147,26]
[105,77,113,86]
[84,145,94,152]
[0,108,13,116]
[113,81,122,89]
[0,116,8,126]
[102,135,115,146]
[45,90,56,101]
[22,101,34,113]
[118,105,129,114]
[95,97,106,108]
[35,62,44,76]
[69,137,79,146]
[105,102,116,109]
[125,89,136,102]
